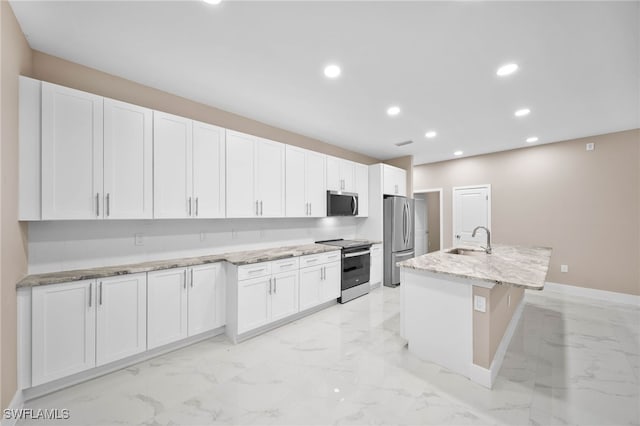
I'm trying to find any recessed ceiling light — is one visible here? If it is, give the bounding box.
[497,63,518,77]
[387,106,401,116]
[526,136,539,143]
[203,0,222,4]
[514,108,530,117]
[324,64,341,79]
[425,130,437,139]
[454,150,463,156]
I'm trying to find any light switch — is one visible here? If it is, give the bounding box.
[561,264,569,273]
[586,143,595,151]
[474,295,487,313]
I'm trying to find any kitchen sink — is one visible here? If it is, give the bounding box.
[444,247,487,256]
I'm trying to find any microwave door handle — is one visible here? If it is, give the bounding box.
[352,196,357,215]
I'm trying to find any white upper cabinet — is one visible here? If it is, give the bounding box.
[382,164,407,196]
[226,130,285,218]
[103,99,153,219]
[154,112,225,219]
[326,156,356,193]
[285,146,326,217]
[355,163,369,217]
[41,82,104,220]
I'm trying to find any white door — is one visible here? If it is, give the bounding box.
[340,160,356,192]
[453,186,490,246]
[103,99,153,219]
[153,111,193,218]
[41,82,103,220]
[147,268,189,349]
[226,130,256,217]
[237,276,270,334]
[96,273,147,366]
[192,121,226,218]
[270,271,299,322]
[326,156,341,192]
[285,146,306,217]
[414,197,427,256]
[187,264,220,336]
[32,280,96,386]
[355,163,369,217]
[321,261,342,302]
[306,150,326,217]
[299,265,322,311]
[255,138,285,217]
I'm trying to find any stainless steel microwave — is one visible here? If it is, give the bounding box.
[327,191,358,216]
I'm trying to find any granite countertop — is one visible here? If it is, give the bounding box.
[397,243,552,290]
[17,243,340,288]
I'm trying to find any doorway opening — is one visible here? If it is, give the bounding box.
[413,188,443,256]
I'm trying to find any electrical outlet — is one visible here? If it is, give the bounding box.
[586,143,595,151]
[231,229,238,239]
[474,295,487,313]
[134,233,144,246]
[561,264,569,273]
[200,232,206,242]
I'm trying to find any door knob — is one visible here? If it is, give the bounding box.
[456,234,461,239]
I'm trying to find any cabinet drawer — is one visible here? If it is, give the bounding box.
[272,257,299,274]
[323,251,341,263]
[300,251,341,267]
[237,262,271,280]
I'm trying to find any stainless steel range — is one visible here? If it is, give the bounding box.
[316,239,372,303]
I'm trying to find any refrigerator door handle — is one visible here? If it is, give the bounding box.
[405,201,410,247]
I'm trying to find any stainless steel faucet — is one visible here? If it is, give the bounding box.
[472,226,492,254]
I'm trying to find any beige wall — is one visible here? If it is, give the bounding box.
[473,285,524,368]
[30,51,378,165]
[0,0,32,409]
[384,155,414,195]
[414,130,640,296]
[426,192,440,252]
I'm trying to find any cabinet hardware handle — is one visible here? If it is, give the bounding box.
[188,197,192,216]
[106,193,110,217]
[305,202,308,215]
[260,200,263,216]
[309,202,312,215]
[320,266,324,280]
[191,269,194,288]
[268,277,272,294]
[256,200,259,216]
[99,282,103,306]
[89,283,92,307]
[195,197,199,217]
[184,270,187,289]
[96,193,100,217]
[249,268,265,274]
[274,277,277,293]
[280,263,294,268]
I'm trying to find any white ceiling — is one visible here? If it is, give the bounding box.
[10,0,640,164]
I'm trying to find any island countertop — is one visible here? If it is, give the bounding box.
[397,243,552,290]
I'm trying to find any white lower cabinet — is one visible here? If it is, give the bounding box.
[237,275,271,334]
[370,243,383,287]
[299,253,341,312]
[270,270,299,322]
[148,263,223,349]
[32,273,147,386]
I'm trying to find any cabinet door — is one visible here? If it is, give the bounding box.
[299,265,322,311]
[192,121,226,219]
[340,160,356,193]
[321,261,342,302]
[237,276,271,334]
[355,163,369,217]
[383,164,406,196]
[41,82,103,220]
[147,268,188,349]
[188,264,222,336]
[96,273,146,366]
[103,99,153,219]
[226,130,256,218]
[270,271,299,322]
[306,150,326,217]
[32,280,96,386]
[256,138,285,217]
[326,156,341,191]
[370,244,383,287]
[396,168,407,196]
[285,146,306,217]
[153,111,193,218]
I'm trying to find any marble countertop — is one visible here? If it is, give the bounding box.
[17,243,340,288]
[397,243,552,290]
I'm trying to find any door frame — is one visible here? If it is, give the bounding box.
[412,188,443,252]
[452,184,492,247]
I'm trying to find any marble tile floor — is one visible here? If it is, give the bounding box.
[19,287,640,426]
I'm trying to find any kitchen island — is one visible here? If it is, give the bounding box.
[397,244,552,388]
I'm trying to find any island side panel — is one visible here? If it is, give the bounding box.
[401,269,473,377]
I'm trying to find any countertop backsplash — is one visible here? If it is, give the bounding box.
[27,217,361,274]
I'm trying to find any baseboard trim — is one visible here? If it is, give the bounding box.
[1,390,24,426]
[469,298,524,389]
[544,282,640,306]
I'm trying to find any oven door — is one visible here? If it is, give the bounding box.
[342,249,370,290]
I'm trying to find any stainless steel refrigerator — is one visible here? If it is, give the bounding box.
[383,196,415,287]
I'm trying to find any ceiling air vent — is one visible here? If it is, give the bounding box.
[395,140,413,147]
